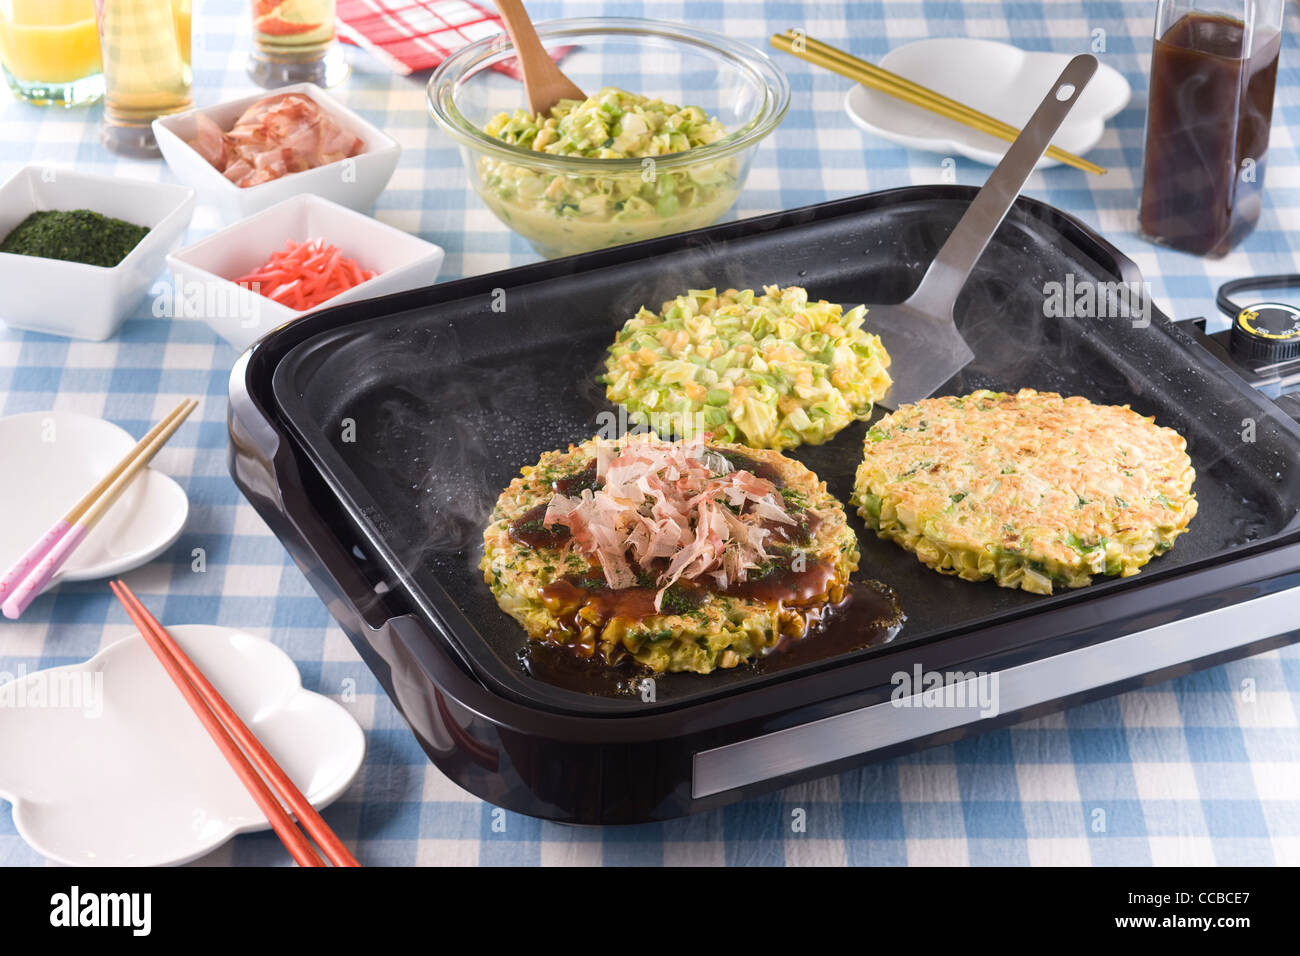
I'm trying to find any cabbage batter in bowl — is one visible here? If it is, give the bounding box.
[478,87,740,257]
[427,18,790,258]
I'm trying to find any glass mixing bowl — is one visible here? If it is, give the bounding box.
[427,17,790,258]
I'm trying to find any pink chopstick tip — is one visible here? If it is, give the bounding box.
[1,523,88,619]
[0,518,71,605]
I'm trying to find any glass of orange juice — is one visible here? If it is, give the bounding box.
[248,0,348,88]
[0,0,104,106]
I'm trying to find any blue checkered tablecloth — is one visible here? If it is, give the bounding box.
[1,0,1298,867]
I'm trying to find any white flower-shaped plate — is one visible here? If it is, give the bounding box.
[0,411,190,594]
[0,625,365,866]
[845,37,1132,169]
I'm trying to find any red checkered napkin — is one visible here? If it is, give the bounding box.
[336,0,516,76]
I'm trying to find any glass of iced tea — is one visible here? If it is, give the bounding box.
[95,0,193,157]
[1138,0,1284,257]
[247,0,348,89]
[0,0,104,106]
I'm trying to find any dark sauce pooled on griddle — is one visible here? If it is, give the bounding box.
[523,568,905,697]
[519,642,650,697]
[757,580,903,674]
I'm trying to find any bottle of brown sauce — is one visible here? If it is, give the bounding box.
[1138,1,1283,257]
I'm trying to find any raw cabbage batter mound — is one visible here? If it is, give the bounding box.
[852,389,1198,594]
[481,434,860,674]
[486,86,728,159]
[478,87,739,255]
[602,285,892,450]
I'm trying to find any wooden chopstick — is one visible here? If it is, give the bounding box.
[794,32,1105,172]
[0,399,194,607]
[76,399,199,530]
[1,400,199,619]
[66,401,194,525]
[110,580,360,868]
[771,31,1107,176]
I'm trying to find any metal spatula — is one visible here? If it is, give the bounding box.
[870,54,1099,409]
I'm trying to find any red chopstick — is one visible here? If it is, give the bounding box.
[110,580,360,868]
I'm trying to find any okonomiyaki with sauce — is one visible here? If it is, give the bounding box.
[481,433,869,674]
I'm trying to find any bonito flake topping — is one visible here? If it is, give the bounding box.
[542,437,794,607]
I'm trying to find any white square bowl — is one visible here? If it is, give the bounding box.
[0,165,195,341]
[152,82,401,223]
[165,193,445,352]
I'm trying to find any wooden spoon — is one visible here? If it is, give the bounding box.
[494,0,586,115]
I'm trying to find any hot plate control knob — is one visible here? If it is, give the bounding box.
[1229,302,1300,364]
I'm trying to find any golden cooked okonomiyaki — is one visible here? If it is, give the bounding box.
[481,433,860,674]
[600,286,891,451]
[851,389,1197,594]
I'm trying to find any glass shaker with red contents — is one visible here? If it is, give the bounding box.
[1138,0,1284,257]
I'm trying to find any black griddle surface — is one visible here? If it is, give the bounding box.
[269,188,1300,716]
